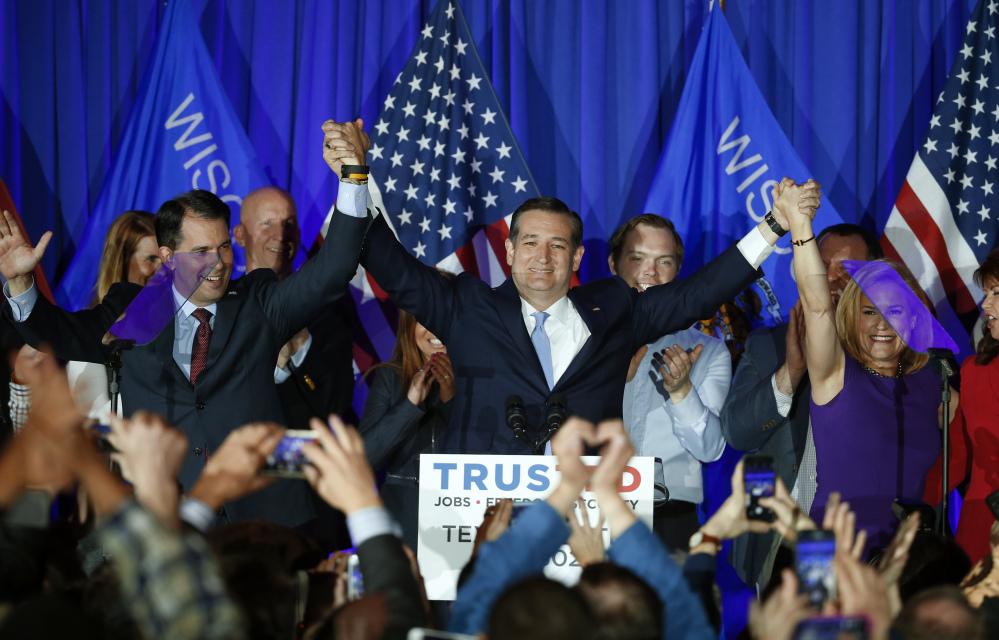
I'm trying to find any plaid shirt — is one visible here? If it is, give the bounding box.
[8,380,29,435]
[98,498,245,640]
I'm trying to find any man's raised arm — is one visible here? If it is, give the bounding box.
[633,179,822,345]
[322,118,459,344]
[0,209,123,363]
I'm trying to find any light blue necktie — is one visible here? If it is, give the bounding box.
[531,311,554,390]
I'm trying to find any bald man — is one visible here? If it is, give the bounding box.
[234,187,357,427]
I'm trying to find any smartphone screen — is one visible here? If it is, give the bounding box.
[793,616,867,640]
[744,455,776,522]
[261,430,318,478]
[796,530,838,607]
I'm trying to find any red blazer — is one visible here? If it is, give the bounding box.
[925,355,999,563]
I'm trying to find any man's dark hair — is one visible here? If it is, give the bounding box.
[155,189,232,251]
[220,554,298,640]
[898,532,973,602]
[893,585,984,640]
[575,562,663,640]
[489,575,597,640]
[508,197,584,253]
[816,222,884,260]
[608,213,685,271]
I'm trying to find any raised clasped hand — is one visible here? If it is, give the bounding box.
[322,119,370,176]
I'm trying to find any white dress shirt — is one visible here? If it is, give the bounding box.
[519,294,591,386]
[623,328,730,503]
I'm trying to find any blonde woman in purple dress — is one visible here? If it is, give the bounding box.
[783,178,941,555]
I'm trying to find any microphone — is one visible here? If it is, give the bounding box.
[544,392,568,433]
[505,395,534,449]
[537,393,568,450]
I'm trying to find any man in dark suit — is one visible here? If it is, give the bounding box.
[0,147,368,526]
[234,185,357,425]
[720,223,882,589]
[322,124,819,454]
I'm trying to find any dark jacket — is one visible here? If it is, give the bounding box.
[359,366,453,550]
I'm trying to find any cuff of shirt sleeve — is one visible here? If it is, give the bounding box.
[771,373,792,417]
[179,497,218,533]
[667,385,707,424]
[735,226,776,270]
[336,182,369,218]
[347,506,403,548]
[4,278,37,322]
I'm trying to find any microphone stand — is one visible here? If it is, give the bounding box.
[106,339,135,419]
[928,348,955,536]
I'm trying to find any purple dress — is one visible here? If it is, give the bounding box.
[809,356,940,554]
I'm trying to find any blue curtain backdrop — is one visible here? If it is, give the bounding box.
[0,0,979,287]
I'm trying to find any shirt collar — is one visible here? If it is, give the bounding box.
[172,285,217,321]
[520,293,571,327]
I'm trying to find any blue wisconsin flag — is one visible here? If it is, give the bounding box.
[56,0,269,310]
[643,8,845,326]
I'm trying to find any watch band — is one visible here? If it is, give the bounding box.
[689,530,723,552]
[764,211,788,238]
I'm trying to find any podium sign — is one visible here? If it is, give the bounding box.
[416,454,655,600]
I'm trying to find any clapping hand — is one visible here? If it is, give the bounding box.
[428,352,455,403]
[657,343,703,403]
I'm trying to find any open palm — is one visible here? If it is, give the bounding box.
[0,210,50,283]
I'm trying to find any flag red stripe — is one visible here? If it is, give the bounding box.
[454,242,481,278]
[483,219,512,278]
[894,182,977,315]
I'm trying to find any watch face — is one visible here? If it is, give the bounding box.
[689,532,703,547]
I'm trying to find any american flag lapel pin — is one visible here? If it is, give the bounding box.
[228,291,237,296]
[593,307,600,311]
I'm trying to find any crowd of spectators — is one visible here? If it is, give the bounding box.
[0,118,996,640]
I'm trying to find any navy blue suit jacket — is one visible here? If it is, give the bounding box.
[5,211,369,527]
[360,214,762,454]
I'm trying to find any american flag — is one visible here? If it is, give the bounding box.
[882,0,999,354]
[319,0,541,406]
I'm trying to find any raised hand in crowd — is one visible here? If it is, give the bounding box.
[547,416,597,516]
[567,498,606,567]
[472,498,514,557]
[0,350,89,507]
[748,569,811,640]
[878,512,921,617]
[835,551,894,640]
[657,343,704,403]
[692,458,777,557]
[189,422,284,512]
[322,118,370,175]
[0,209,52,296]
[108,411,188,528]
[823,493,868,561]
[302,414,381,515]
[758,476,818,543]
[587,418,637,537]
